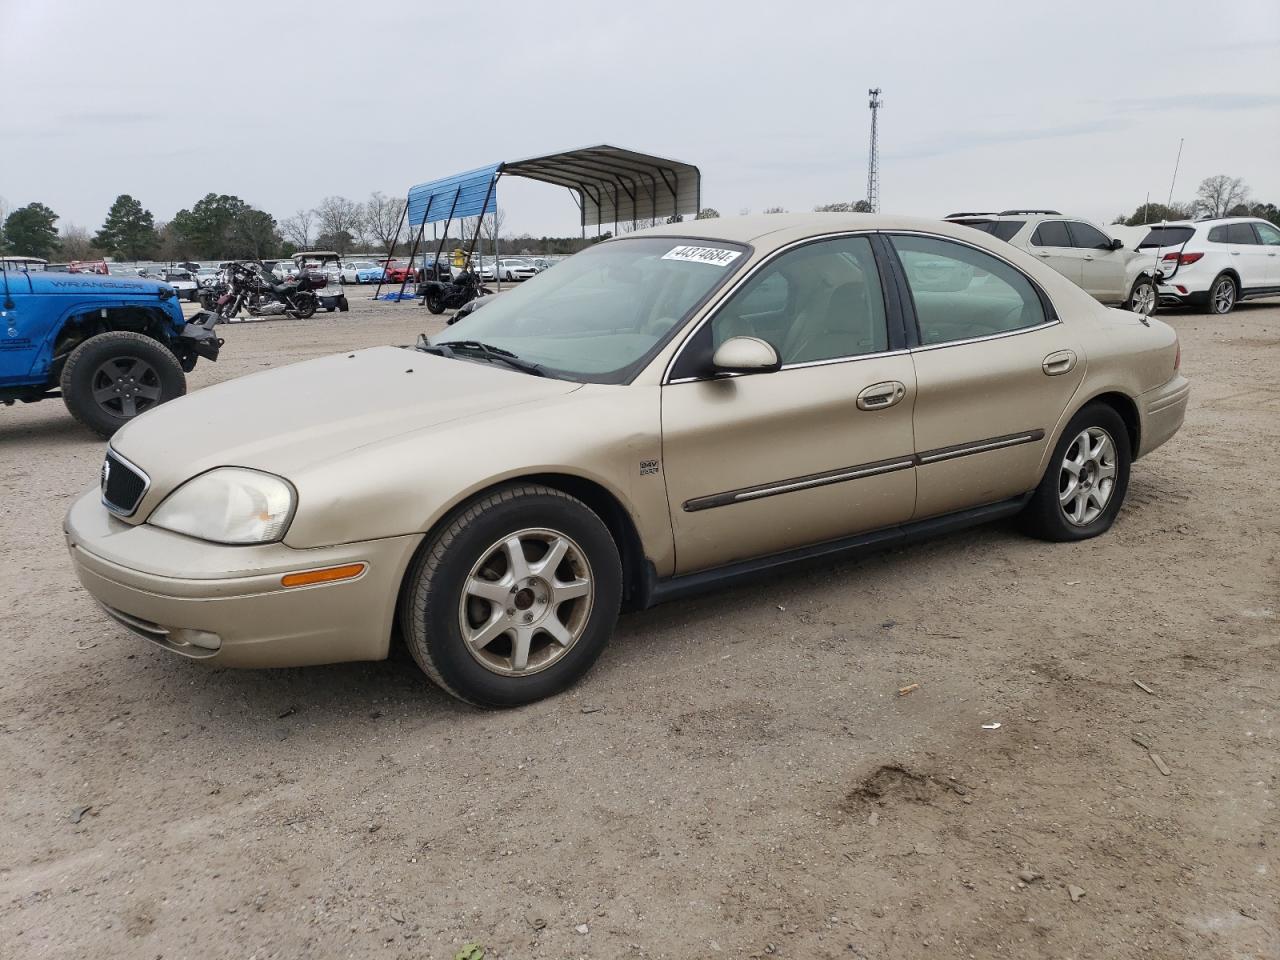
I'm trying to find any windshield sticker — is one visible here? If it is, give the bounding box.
[661,245,742,267]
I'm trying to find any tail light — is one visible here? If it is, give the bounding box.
[1161,251,1204,265]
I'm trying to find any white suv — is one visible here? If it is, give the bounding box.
[1133,218,1280,315]
[945,210,1157,315]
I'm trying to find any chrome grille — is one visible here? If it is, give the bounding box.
[101,450,149,516]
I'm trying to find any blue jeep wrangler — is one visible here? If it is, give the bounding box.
[1,268,222,437]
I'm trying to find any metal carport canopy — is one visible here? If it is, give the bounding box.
[405,145,701,231]
[501,145,700,229]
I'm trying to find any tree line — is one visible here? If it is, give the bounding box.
[1112,175,1279,228]
[4,176,1275,264]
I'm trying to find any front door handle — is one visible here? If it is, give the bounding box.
[856,380,906,411]
[1042,349,1077,376]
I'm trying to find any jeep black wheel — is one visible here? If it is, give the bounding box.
[61,331,186,438]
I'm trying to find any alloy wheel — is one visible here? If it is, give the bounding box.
[1059,427,1117,525]
[1130,280,1155,316]
[91,357,162,418]
[1213,278,1235,314]
[458,527,594,676]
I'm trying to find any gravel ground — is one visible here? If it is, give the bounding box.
[1,290,1277,960]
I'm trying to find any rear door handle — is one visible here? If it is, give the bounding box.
[856,380,906,411]
[1042,350,1077,376]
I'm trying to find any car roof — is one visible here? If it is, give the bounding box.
[626,212,1051,248]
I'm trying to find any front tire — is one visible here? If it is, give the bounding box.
[60,331,186,438]
[399,484,622,707]
[1205,273,1237,315]
[1019,403,1131,542]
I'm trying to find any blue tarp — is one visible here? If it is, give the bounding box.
[406,163,500,226]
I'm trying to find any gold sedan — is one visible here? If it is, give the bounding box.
[65,215,1189,706]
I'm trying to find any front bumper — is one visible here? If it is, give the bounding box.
[1136,373,1190,458]
[63,488,422,668]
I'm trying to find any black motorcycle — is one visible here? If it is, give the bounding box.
[217,262,320,320]
[420,269,491,315]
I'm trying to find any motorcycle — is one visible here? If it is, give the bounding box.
[216,262,321,320]
[419,269,491,315]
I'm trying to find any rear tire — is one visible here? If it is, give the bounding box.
[293,293,317,319]
[1205,273,1237,315]
[426,294,446,315]
[398,484,622,707]
[1126,277,1156,316]
[1019,402,1131,542]
[60,331,186,439]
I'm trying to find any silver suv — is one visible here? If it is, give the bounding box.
[946,210,1156,315]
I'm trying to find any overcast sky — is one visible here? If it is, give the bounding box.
[3,0,1278,238]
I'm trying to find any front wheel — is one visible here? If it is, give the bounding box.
[399,484,622,707]
[1127,277,1156,316]
[1205,273,1237,315]
[60,331,187,438]
[1019,403,1131,542]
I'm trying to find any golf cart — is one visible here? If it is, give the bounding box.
[293,251,349,312]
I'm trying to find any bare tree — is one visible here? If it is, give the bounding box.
[58,224,99,260]
[1194,175,1250,219]
[366,191,406,255]
[280,209,314,250]
[763,206,787,214]
[458,208,507,245]
[615,216,660,234]
[314,196,364,254]
[695,207,720,220]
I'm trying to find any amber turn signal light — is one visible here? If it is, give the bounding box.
[281,563,367,588]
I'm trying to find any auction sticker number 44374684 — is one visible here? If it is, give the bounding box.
[661,245,742,267]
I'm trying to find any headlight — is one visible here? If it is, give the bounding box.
[149,468,295,544]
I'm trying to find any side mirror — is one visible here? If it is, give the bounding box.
[1109,238,1125,251]
[711,336,781,376]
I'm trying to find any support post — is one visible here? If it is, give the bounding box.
[425,186,464,301]
[396,204,430,302]
[372,199,408,300]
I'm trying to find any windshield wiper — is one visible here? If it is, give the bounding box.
[434,339,547,377]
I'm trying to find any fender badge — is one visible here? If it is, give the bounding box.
[639,459,660,476]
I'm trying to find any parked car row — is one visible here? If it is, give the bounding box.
[946,209,1280,316]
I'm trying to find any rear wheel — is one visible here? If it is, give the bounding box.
[1019,403,1131,542]
[1127,277,1156,316]
[426,293,446,314]
[292,293,317,319]
[1205,273,1237,315]
[399,484,622,707]
[61,331,186,438]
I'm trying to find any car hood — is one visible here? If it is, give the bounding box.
[111,345,583,493]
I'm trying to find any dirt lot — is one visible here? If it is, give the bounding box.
[1,290,1277,960]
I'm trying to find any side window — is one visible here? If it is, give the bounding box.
[1067,221,1112,250]
[1208,226,1228,243]
[1226,223,1259,244]
[1030,221,1072,247]
[1255,223,1280,246]
[890,234,1048,346]
[710,236,888,364]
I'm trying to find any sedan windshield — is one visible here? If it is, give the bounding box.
[439,236,748,383]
